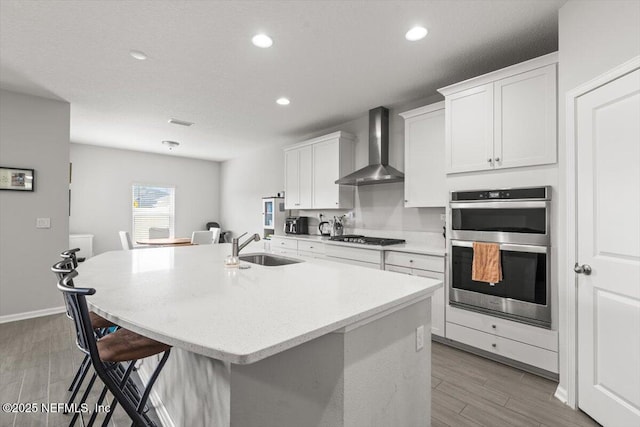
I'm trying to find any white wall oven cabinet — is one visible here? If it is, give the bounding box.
[438,53,557,174]
[384,251,446,337]
[449,186,551,328]
[284,132,355,210]
[399,102,446,207]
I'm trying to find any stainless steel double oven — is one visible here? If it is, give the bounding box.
[449,186,551,328]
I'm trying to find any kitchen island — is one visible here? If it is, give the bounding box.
[76,243,441,426]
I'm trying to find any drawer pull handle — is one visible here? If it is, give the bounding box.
[491,343,497,348]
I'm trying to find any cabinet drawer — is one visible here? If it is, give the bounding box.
[269,238,298,251]
[326,256,379,270]
[297,240,325,254]
[325,245,382,266]
[446,305,558,351]
[385,251,444,272]
[446,322,558,373]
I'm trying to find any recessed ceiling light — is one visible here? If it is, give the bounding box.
[129,50,148,60]
[276,97,290,106]
[405,26,428,41]
[162,140,180,150]
[168,118,194,127]
[252,34,273,48]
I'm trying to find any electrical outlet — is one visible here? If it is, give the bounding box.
[36,217,51,229]
[416,325,424,351]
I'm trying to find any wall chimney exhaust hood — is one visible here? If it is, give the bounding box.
[335,106,404,186]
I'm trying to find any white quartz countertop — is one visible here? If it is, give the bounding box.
[77,243,441,364]
[271,234,446,257]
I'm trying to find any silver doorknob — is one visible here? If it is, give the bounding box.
[574,263,592,275]
[495,157,500,162]
[487,158,493,163]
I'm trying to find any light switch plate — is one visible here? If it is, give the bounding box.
[36,218,51,228]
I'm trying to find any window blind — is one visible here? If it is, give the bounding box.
[132,184,175,243]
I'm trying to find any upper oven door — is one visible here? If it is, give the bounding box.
[450,200,549,245]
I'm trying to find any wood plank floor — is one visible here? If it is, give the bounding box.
[1,314,601,427]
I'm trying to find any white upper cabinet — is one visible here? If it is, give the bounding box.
[284,145,313,209]
[400,101,447,207]
[439,53,557,174]
[284,132,354,210]
[494,64,557,169]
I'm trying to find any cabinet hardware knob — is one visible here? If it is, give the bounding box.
[492,343,497,348]
[335,202,339,205]
[404,200,408,203]
[409,259,414,263]
[495,157,500,162]
[487,158,493,163]
[491,324,496,329]
[310,246,314,249]
[281,242,285,245]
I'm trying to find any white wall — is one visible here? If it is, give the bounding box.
[0,90,70,319]
[556,0,640,405]
[70,144,221,254]
[220,94,446,238]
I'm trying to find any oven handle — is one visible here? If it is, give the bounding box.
[451,240,548,254]
[449,200,548,209]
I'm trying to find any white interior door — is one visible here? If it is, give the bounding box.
[576,68,640,426]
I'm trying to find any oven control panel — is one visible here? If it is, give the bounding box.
[451,186,549,202]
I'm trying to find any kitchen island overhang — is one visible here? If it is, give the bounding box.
[76,244,441,426]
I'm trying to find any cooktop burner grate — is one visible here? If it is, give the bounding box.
[329,235,406,246]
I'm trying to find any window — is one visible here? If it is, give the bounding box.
[132,184,175,243]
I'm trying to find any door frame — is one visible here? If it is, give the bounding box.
[560,55,640,409]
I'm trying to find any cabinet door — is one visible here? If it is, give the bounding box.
[445,84,494,173]
[312,139,340,209]
[494,64,557,169]
[284,147,313,209]
[284,149,300,209]
[404,106,446,207]
[413,270,445,338]
[298,146,313,209]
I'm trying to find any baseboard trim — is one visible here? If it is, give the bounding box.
[137,362,175,427]
[554,385,569,405]
[0,306,66,324]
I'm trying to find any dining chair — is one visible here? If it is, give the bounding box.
[57,270,171,426]
[119,231,133,250]
[209,227,221,244]
[191,230,214,245]
[148,227,170,239]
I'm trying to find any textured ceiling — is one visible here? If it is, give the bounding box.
[0,0,565,161]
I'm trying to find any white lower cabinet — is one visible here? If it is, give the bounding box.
[384,252,446,338]
[325,244,382,269]
[268,237,298,256]
[297,240,326,259]
[446,304,558,373]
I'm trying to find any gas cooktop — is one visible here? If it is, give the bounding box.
[329,235,406,246]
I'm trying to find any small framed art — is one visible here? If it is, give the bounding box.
[0,167,35,191]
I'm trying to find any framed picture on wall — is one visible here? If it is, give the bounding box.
[0,166,35,191]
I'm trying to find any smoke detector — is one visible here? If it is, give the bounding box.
[162,140,180,150]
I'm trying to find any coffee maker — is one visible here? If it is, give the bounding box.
[284,217,308,235]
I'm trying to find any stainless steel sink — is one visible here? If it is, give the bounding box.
[239,253,303,266]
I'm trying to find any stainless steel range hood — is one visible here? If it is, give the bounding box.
[335,106,404,186]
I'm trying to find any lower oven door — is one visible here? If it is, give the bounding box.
[449,240,551,328]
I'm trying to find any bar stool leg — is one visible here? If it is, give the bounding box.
[136,350,171,414]
[65,357,91,414]
[68,354,88,391]
[70,372,97,427]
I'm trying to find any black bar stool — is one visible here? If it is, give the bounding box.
[57,270,171,426]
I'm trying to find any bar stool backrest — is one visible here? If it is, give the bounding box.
[57,271,98,361]
[51,258,76,319]
[60,248,81,268]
